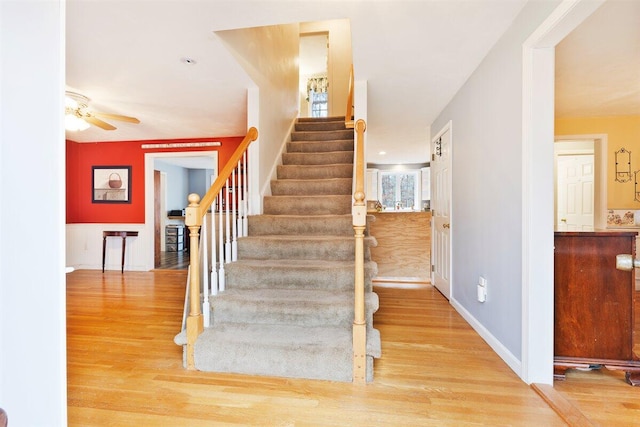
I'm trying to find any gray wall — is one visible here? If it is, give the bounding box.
[430,0,560,362]
[154,161,214,212]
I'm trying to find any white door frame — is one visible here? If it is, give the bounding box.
[431,121,452,300]
[522,0,605,384]
[144,151,218,270]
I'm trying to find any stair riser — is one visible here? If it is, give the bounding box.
[247,215,354,236]
[297,116,346,123]
[224,262,378,292]
[277,164,353,180]
[212,300,377,328]
[291,129,353,141]
[196,336,354,382]
[295,121,347,132]
[282,152,354,166]
[270,179,352,196]
[287,140,353,153]
[193,325,378,382]
[237,238,374,261]
[263,195,352,215]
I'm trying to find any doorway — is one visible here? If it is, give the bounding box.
[299,33,329,118]
[554,136,608,230]
[144,151,218,271]
[554,140,595,231]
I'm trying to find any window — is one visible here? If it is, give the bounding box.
[310,92,328,118]
[379,170,420,210]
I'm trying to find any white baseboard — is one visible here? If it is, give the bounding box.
[450,297,523,380]
[259,116,297,201]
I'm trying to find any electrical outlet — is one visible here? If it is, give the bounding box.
[477,276,487,303]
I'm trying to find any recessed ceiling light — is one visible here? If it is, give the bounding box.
[181,57,197,65]
[378,151,386,155]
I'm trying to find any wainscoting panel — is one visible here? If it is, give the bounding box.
[66,224,148,271]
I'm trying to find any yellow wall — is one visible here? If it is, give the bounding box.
[555,115,640,209]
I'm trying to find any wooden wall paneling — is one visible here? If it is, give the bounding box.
[369,212,431,279]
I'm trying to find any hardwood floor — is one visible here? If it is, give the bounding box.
[548,292,640,427]
[155,250,189,270]
[66,271,638,426]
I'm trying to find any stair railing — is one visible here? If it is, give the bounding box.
[345,64,355,129]
[183,127,259,370]
[352,119,367,383]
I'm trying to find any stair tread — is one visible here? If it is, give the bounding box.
[264,194,352,200]
[217,288,376,303]
[297,116,346,122]
[199,323,379,353]
[240,235,376,243]
[202,322,350,345]
[272,177,352,183]
[230,258,359,267]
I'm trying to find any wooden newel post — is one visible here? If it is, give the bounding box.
[185,193,203,370]
[352,119,367,383]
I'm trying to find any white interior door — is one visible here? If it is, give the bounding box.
[431,123,452,300]
[556,154,594,231]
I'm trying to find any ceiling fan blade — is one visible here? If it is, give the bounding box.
[93,112,140,124]
[84,116,116,131]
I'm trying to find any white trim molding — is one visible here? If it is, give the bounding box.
[521,0,606,385]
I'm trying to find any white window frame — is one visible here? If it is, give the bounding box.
[378,170,421,211]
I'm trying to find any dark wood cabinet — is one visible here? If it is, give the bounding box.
[554,231,640,385]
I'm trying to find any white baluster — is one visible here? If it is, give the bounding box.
[210,210,218,296]
[242,152,249,236]
[218,192,226,292]
[237,160,244,238]
[231,168,238,261]
[225,178,232,263]
[201,218,210,327]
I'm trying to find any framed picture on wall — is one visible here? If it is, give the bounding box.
[92,166,132,203]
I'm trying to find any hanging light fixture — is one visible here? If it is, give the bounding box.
[64,91,90,131]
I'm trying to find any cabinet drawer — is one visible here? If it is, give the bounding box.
[166,226,183,236]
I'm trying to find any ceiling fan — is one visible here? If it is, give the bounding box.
[64,91,140,131]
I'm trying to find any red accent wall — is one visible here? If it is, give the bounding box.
[66,137,243,223]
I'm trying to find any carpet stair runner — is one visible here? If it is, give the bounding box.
[187,116,381,382]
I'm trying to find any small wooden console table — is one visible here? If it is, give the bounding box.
[102,231,138,273]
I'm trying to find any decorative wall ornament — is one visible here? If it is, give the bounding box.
[615,147,632,183]
[634,171,640,202]
[92,165,132,203]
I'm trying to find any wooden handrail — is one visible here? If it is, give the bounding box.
[352,119,367,383]
[196,127,258,219]
[345,64,354,129]
[183,127,258,370]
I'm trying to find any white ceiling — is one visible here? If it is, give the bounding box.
[66,1,638,165]
[555,0,640,118]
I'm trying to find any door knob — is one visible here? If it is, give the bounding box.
[443,223,450,229]
[560,218,567,222]
[616,254,640,271]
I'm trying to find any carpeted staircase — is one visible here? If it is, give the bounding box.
[190,116,381,382]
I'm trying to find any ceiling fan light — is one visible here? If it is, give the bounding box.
[65,96,78,110]
[65,114,90,131]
